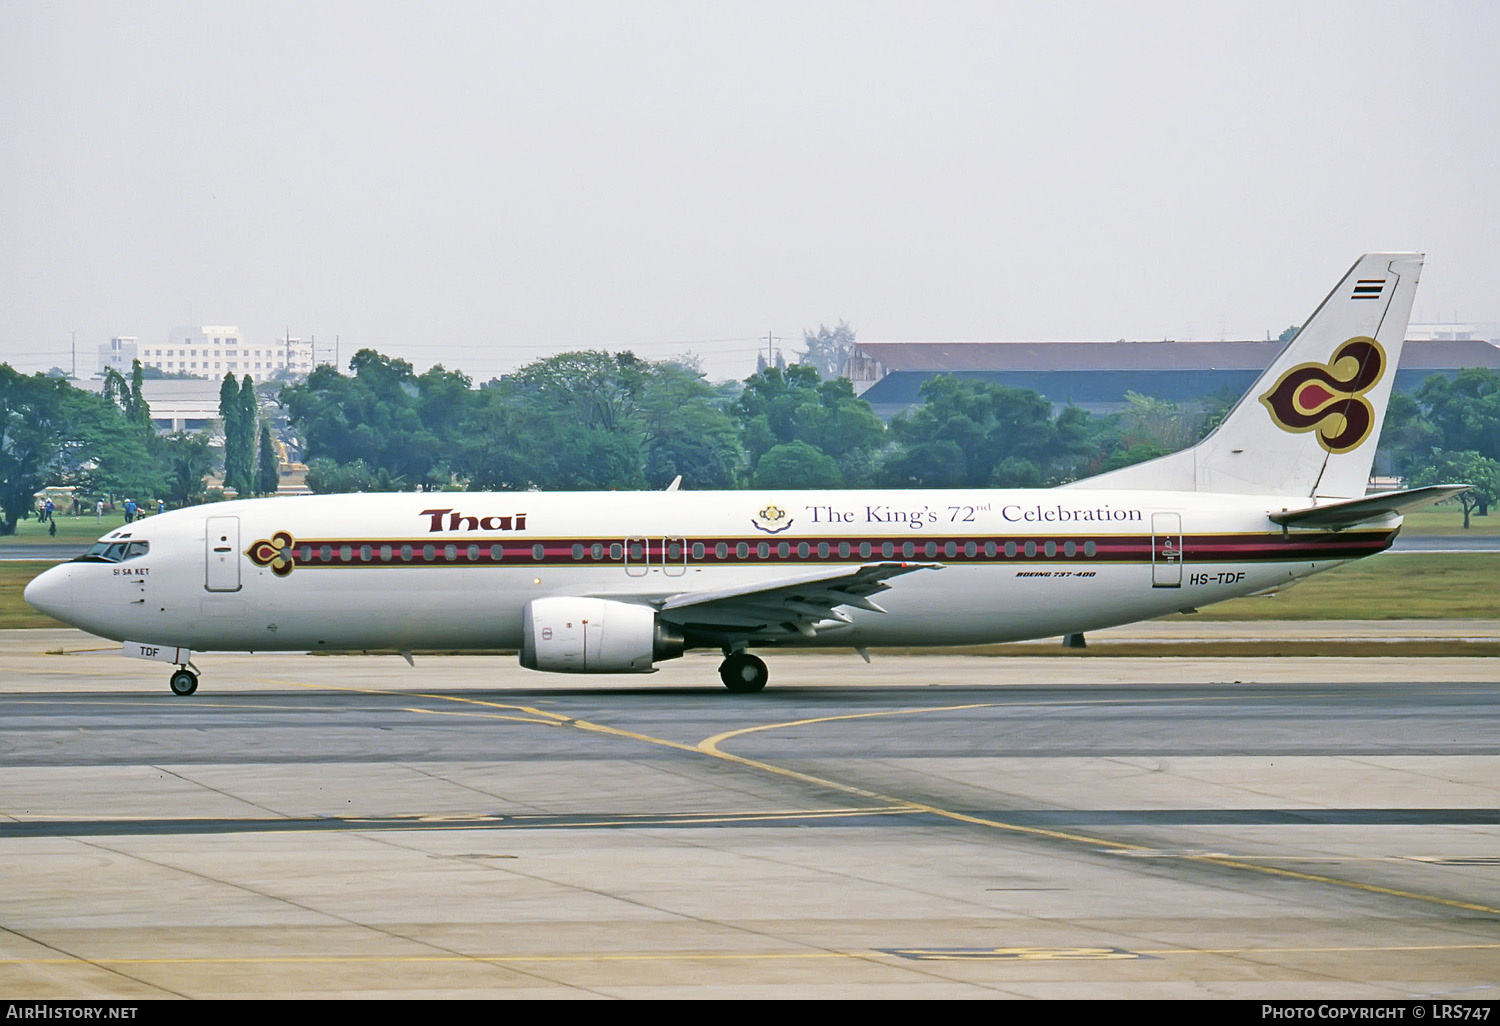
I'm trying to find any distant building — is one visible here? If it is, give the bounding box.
[845,338,1500,420]
[74,378,223,432]
[1407,321,1490,342]
[123,326,315,382]
[95,336,138,377]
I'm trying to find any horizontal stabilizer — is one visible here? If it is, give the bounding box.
[1268,484,1471,530]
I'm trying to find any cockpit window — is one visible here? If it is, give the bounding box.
[76,540,149,563]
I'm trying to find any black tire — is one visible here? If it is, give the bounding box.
[719,653,768,693]
[169,670,198,696]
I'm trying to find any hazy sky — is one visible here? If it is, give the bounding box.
[3,1,1496,383]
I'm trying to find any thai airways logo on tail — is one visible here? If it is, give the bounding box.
[1258,336,1386,453]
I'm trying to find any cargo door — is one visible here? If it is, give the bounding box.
[205,516,242,592]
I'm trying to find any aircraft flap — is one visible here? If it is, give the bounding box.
[655,561,942,635]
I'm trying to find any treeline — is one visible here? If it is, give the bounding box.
[1376,368,1500,525]
[3,349,1495,536]
[1,362,204,534]
[281,349,1236,494]
[0,363,278,535]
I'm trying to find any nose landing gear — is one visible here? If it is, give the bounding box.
[169,665,199,696]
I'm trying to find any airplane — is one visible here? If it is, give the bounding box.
[24,253,1469,695]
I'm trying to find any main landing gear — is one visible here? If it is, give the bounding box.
[169,665,200,696]
[718,651,768,694]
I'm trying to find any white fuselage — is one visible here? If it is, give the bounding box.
[26,488,1395,656]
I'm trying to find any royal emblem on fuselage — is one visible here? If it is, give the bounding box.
[1258,336,1385,454]
[751,504,794,534]
[247,531,297,576]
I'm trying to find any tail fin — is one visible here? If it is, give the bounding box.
[1067,253,1424,498]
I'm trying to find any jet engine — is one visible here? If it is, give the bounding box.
[520,597,685,673]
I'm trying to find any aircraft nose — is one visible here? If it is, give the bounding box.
[24,564,75,623]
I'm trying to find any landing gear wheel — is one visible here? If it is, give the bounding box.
[169,669,198,696]
[719,653,768,693]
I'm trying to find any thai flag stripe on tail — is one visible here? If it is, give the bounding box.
[1352,279,1385,300]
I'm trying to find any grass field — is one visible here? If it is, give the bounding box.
[0,562,65,628]
[1165,552,1500,620]
[1393,506,1499,535]
[3,514,144,546]
[4,552,1496,632]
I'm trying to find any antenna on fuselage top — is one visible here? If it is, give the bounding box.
[665,476,682,492]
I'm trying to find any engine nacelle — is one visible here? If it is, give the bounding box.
[520,597,685,673]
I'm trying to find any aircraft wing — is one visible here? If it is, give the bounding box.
[1269,484,1472,530]
[653,561,942,638]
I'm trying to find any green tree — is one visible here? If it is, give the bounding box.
[459,351,740,492]
[157,430,216,507]
[1410,450,1499,527]
[637,361,742,488]
[282,351,474,490]
[0,367,72,534]
[1375,391,1439,480]
[735,364,884,486]
[305,457,409,494]
[232,375,257,495]
[256,423,279,497]
[0,365,163,533]
[100,367,129,411]
[1120,391,1204,453]
[219,372,250,496]
[880,376,1057,487]
[128,360,151,429]
[1415,368,1500,462]
[65,405,162,503]
[800,320,856,380]
[461,352,649,491]
[751,440,844,488]
[1374,369,1500,487]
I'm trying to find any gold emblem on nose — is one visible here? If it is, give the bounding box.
[247,532,297,576]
